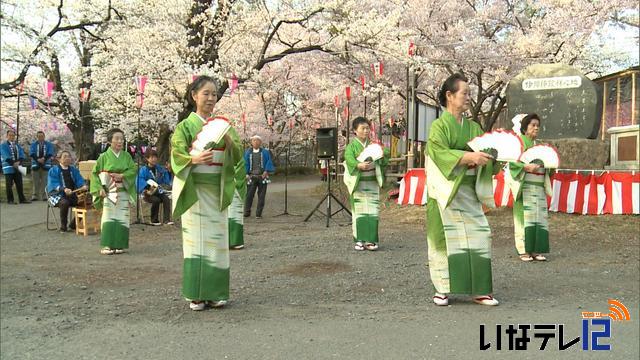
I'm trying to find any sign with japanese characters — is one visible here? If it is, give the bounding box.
[508,64,601,139]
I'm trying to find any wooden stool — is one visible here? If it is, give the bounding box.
[73,208,101,236]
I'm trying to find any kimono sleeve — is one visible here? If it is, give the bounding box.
[426,121,465,180]
[123,154,138,188]
[90,154,105,208]
[344,142,359,176]
[508,161,526,181]
[170,122,193,178]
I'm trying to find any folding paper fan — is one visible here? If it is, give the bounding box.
[106,192,118,204]
[357,143,384,162]
[146,179,159,195]
[467,130,523,162]
[98,172,113,188]
[519,144,559,169]
[191,116,231,153]
[98,172,118,203]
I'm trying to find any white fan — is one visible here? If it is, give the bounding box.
[18,165,27,176]
[98,172,112,187]
[467,130,523,162]
[146,179,159,195]
[519,144,559,169]
[191,116,231,153]
[357,143,384,162]
[98,172,118,204]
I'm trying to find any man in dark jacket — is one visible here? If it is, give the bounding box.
[243,135,275,218]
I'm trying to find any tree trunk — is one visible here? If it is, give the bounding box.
[155,123,172,165]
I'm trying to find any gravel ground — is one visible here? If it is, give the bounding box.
[1,175,638,359]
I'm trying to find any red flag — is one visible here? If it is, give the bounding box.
[289,118,294,129]
[79,88,91,103]
[345,86,351,101]
[268,115,273,126]
[241,112,246,126]
[371,62,383,78]
[360,74,366,90]
[334,95,340,108]
[229,74,238,95]
[408,41,415,56]
[134,75,148,94]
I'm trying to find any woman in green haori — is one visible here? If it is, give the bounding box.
[343,117,390,251]
[229,159,247,250]
[506,113,552,262]
[90,128,137,255]
[171,76,242,311]
[425,73,501,306]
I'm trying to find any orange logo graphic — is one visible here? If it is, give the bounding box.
[581,299,631,321]
[607,299,630,321]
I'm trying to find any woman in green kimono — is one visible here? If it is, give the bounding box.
[425,74,500,306]
[171,75,242,311]
[90,128,137,255]
[343,117,389,251]
[229,159,247,250]
[507,114,552,262]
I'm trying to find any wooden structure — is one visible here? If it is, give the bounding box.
[593,66,639,140]
[72,208,101,236]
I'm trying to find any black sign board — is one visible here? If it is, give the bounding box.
[507,64,602,139]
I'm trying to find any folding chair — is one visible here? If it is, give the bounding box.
[46,192,60,231]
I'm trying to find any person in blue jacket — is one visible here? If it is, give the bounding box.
[29,131,55,201]
[1,129,29,204]
[243,135,275,219]
[47,150,87,232]
[137,149,173,225]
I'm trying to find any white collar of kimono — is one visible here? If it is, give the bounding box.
[110,148,121,158]
[194,112,208,123]
[355,137,369,148]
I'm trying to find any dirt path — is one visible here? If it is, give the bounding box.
[1,175,638,359]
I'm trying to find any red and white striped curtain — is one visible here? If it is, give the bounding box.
[397,169,428,205]
[398,169,640,215]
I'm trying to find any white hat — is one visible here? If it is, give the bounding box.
[250,135,262,141]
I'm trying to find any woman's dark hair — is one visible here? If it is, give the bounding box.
[177,75,218,122]
[351,116,371,131]
[107,128,124,142]
[520,113,541,135]
[145,149,158,159]
[438,73,468,107]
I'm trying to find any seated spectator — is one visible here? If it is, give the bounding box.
[47,150,87,232]
[137,149,173,225]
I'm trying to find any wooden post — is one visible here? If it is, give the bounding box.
[632,72,637,125]
[616,77,621,127]
[602,80,607,140]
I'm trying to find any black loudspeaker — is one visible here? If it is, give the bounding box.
[317,127,337,159]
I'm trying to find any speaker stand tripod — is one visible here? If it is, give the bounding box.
[304,160,351,227]
[275,128,298,217]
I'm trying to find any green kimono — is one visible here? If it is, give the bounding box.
[343,138,390,244]
[171,112,242,302]
[229,159,247,248]
[425,111,497,295]
[506,134,552,255]
[90,149,137,250]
